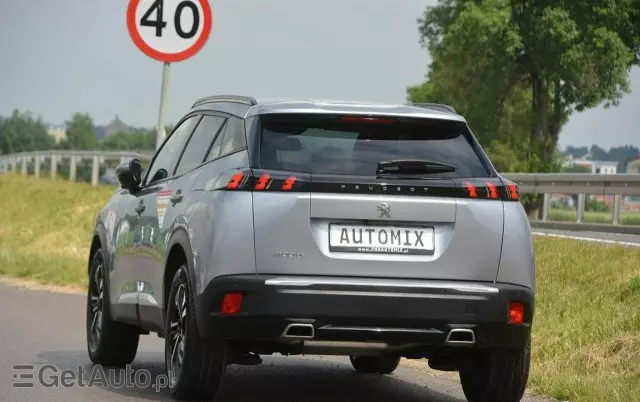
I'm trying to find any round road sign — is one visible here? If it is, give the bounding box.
[127,0,212,63]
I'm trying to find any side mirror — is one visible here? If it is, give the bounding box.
[116,159,142,191]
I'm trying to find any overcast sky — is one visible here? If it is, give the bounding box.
[0,0,638,150]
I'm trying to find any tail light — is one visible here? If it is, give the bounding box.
[215,169,521,201]
[508,301,525,325]
[486,181,499,199]
[225,171,247,190]
[502,179,520,201]
[221,293,243,315]
[464,182,478,198]
[455,178,520,201]
[254,173,272,191]
[207,168,307,193]
[281,176,297,191]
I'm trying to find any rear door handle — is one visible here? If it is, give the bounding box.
[134,200,145,215]
[170,190,183,205]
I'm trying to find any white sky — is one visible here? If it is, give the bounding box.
[0,0,638,150]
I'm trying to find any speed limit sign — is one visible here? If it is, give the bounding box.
[127,0,213,149]
[127,0,213,63]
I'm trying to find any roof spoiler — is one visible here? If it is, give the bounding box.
[407,103,457,114]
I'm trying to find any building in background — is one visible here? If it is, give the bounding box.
[46,125,66,143]
[105,115,131,137]
[562,151,618,174]
[626,155,640,174]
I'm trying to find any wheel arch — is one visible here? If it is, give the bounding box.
[163,228,200,329]
[89,224,109,277]
[88,223,119,320]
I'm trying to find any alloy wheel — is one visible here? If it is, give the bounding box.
[168,283,187,388]
[88,260,104,351]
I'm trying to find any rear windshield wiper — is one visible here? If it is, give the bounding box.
[376,159,457,177]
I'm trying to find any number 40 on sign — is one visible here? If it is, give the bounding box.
[127,0,213,63]
[127,0,213,149]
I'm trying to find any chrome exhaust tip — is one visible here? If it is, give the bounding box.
[445,328,475,346]
[281,323,315,340]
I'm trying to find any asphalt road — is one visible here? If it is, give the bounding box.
[0,280,553,402]
[532,227,640,246]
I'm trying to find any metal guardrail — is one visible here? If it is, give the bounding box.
[0,150,153,186]
[503,173,640,226]
[1,151,639,231]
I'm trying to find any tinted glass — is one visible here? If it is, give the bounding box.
[205,120,228,161]
[175,115,226,175]
[145,116,200,184]
[259,114,489,178]
[219,117,247,156]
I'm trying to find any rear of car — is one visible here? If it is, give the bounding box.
[251,112,509,283]
[200,104,534,402]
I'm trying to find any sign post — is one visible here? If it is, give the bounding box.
[127,0,213,149]
[156,62,171,150]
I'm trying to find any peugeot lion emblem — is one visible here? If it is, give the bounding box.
[377,202,391,219]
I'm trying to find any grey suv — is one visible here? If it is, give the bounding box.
[86,95,535,402]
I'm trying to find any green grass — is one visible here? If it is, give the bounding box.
[0,174,115,286]
[1,173,639,401]
[530,239,640,401]
[549,208,640,225]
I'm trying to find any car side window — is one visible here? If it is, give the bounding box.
[175,115,226,176]
[219,117,247,157]
[145,116,200,185]
[205,120,227,162]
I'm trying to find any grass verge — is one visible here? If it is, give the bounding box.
[0,174,115,287]
[549,208,640,225]
[1,173,639,401]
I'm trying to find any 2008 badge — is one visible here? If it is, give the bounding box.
[273,252,304,258]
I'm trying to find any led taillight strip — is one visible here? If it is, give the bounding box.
[220,169,520,201]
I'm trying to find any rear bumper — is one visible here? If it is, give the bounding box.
[196,275,534,350]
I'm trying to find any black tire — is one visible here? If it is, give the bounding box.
[165,264,227,401]
[459,340,531,402]
[349,355,401,374]
[86,248,140,366]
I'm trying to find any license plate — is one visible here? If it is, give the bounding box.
[329,224,435,255]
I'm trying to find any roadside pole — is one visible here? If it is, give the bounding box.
[156,62,171,150]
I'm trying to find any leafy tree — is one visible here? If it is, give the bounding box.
[410,0,640,166]
[62,112,98,150]
[410,0,640,216]
[0,109,55,154]
[562,164,592,174]
[563,146,589,159]
[101,130,156,150]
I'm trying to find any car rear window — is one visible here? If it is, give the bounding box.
[259,114,490,178]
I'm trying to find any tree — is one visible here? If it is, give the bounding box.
[62,112,98,150]
[563,145,589,159]
[409,0,640,166]
[0,109,55,154]
[101,130,156,151]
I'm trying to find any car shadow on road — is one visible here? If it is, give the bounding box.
[34,351,466,402]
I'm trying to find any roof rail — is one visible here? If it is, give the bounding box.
[192,95,258,108]
[408,102,457,114]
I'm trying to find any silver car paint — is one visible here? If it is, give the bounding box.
[253,192,505,282]
[496,201,536,292]
[93,99,534,330]
[186,150,256,296]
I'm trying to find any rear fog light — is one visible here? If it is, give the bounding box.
[509,301,524,325]
[221,293,243,315]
